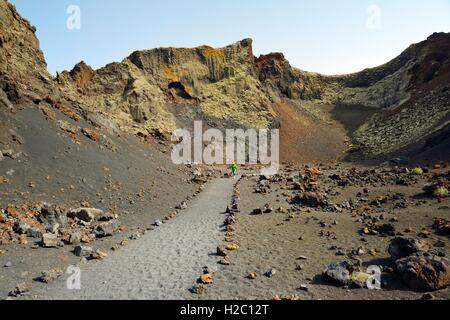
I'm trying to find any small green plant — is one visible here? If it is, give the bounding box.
[411,167,423,175]
[434,187,449,198]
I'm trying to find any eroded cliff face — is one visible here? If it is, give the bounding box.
[341,32,450,157]
[0,1,54,107]
[1,0,449,161]
[55,38,345,138]
[56,39,279,137]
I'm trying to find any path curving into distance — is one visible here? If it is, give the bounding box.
[33,178,235,300]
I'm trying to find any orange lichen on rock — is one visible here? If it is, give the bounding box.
[164,67,179,82]
[202,46,225,59]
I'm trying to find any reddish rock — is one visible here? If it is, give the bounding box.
[395,253,450,291]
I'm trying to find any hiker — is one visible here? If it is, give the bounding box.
[230,163,238,178]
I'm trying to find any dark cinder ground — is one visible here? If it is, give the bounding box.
[205,165,450,300]
[0,105,199,298]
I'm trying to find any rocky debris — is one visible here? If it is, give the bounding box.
[13,222,31,235]
[176,201,188,210]
[95,220,120,238]
[192,175,207,184]
[81,128,99,141]
[0,1,449,300]
[218,257,231,265]
[251,208,263,215]
[323,259,378,289]
[199,274,214,284]
[41,233,58,248]
[418,229,433,238]
[2,149,14,158]
[388,237,431,260]
[433,218,450,235]
[215,180,240,264]
[57,120,78,134]
[203,265,218,275]
[91,249,108,260]
[189,284,205,295]
[68,231,83,245]
[27,227,43,239]
[350,271,373,288]
[19,234,28,246]
[2,203,121,249]
[291,169,319,192]
[395,253,450,291]
[225,243,239,251]
[434,240,446,248]
[154,220,163,227]
[254,178,271,194]
[272,294,301,301]
[295,264,304,271]
[324,261,352,285]
[248,272,257,279]
[68,207,103,223]
[129,233,141,241]
[226,203,240,214]
[423,183,439,195]
[39,204,67,233]
[35,268,63,283]
[292,192,327,208]
[217,246,228,257]
[4,261,12,268]
[351,247,366,256]
[423,179,449,199]
[81,234,95,244]
[97,211,116,222]
[298,284,309,291]
[363,223,396,237]
[224,215,236,226]
[262,204,273,213]
[265,269,277,278]
[421,293,435,300]
[9,283,30,297]
[251,204,273,215]
[74,245,93,257]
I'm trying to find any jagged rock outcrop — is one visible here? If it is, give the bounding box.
[0,1,54,106]
[256,52,338,103]
[56,39,278,137]
[346,33,450,157]
[1,0,449,162]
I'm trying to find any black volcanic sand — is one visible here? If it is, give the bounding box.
[1,105,449,300]
[331,103,380,134]
[204,166,450,300]
[0,105,199,298]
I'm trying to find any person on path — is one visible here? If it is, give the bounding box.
[230,163,238,178]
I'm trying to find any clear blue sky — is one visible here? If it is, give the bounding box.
[10,0,450,75]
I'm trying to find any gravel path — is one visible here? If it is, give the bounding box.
[34,178,235,300]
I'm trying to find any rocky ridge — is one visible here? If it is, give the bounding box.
[1,0,449,162]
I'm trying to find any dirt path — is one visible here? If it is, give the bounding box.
[30,178,235,300]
